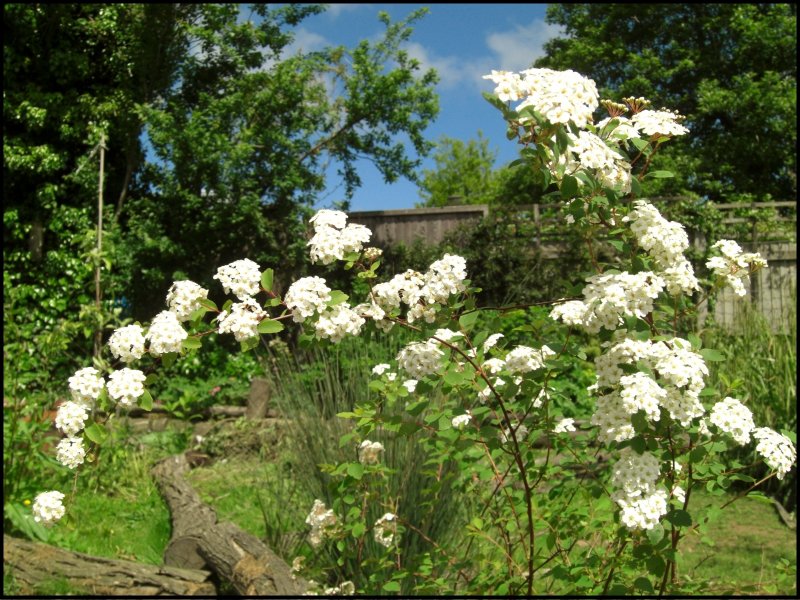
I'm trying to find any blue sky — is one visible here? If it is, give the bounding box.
[288,4,561,212]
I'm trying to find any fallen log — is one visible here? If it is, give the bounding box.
[3,534,216,596]
[152,453,306,595]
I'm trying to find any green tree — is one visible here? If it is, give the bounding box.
[536,3,797,201]
[418,133,542,207]
[4,4,440,325]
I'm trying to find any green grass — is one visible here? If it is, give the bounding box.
[675,488,797,595]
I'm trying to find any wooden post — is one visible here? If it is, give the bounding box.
[93,134,106,359]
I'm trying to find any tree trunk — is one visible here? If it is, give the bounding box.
[3,534,215,596]
[152,453,306,595]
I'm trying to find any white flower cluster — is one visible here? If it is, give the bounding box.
[55,401,90,437]
[483,333,504,353]
[305,499,338,548]
[553,418,576,433]
[217,298,266,342]
[370,255,467,324]
[285,276,331,323]
[315,303,365,343]
[610,448,668,531]
[32,490,65,525]
[68,367,105,405]
[484,68,599,126]
[709,397,755,445]
[504,345,555,374]
[322,582,356,596]
[107,368,146,406]
[372,363,391,376]
[108,325,146,363]
[308,209,372,265]
[706,239,768,297]
[146,310,188,356]
[373,512,397,547]
[590,337,707,443]
[166,280,209,322]
[56,436,86,469]
[631,108,689,137]
[550,272,665,333]
[500,423,529,444]
[358,440,384,465]
[452,411,472,429]
[396,340,444,379]
[213,258,262,300]
[752,428,797,480]
[623,201,698,295]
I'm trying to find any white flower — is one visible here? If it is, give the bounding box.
[310,209,348,231]
[56,436,86,469]
[396,341,444,379]
[67,367,105,406]
[706,240,767,297]
[106,368,146,407]
[632,108,689,137]
[166,280,209,322]
[483,333,504,353]
[217,298,266,342]
[55,401,90,437]
[374,513,397,547]
[305,499,338,548]
[314,303,365,343]
[452,412,472,429]
[553,418,576,433]
[32,490,65,525]
[213,258,262,300]
[504,345,555,374]
[709,397,755,445]
[285,276,331,323]
[402,379,418,393]
[358,440,384,465]
[372,363,391,376]
[146,311,188,357]
[752,428,796,480]
[108,325,146,363]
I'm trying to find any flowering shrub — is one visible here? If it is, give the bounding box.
[31,65,796,596]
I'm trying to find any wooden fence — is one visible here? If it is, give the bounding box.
[348,199,797,331]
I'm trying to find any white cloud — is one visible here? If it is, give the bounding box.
[486,18,563,72]
[324,4,370,19]
[403,42,467,89]
[287,27,330,54]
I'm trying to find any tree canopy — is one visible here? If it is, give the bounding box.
[536,4,797,202]
[4,4,440,327]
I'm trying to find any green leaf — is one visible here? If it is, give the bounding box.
[646,553,666,576]
[347,463,364,480]
[328,290,348,307]
[182,337,202,351]
[383,581,401,592]
[240,336,259,352]
[634,577,654,593]
[646,523,664,545]
[261,268,274,292]
[257,319,285,334]
[351,521,366,537]
[161,352,177,368]
[198,298,218,311]
[458,311,479,331]
[665,509,692,527]
[630,137,650,152]
[561,174,578,199]
[700,348,726,362]
[139,389,153,411]
[647,170,674,178]
[84,422,109,445]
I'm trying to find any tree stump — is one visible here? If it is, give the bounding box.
[152,453,306,595]
[245,377,271,420]
[3,534,215,596]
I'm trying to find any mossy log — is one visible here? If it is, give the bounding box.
[3,534,216,596]
[152,453,306,596]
